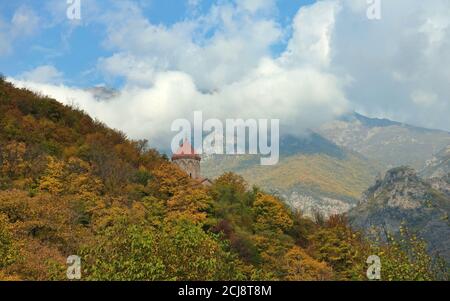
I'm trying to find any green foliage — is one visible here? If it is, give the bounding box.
[308,216,367,280]
[81,220,246,281]
[81,222,167,281]
[283,246,333,280]
[0,213,17,269]
[208,173,256,231]
[368,226,449,281]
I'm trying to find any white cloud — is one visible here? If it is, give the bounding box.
[237,0,276,14]
[10,5,40,37]
[7,0,450,151]
[9,60,348,149]
[188,0,202,8]
[280,0,341,69]
[329,0,450,131]
[411,90,438,107]
[8,0,350,149]
[18,65,64,84]
[98,1,282,91]
[0,5,40,56]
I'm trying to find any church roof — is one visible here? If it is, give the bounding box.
[171,139,201,161]
[199,177,213,186]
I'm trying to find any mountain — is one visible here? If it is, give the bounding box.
[202,133,380,217]
[348,166,450,263]
[84,86,119,101]
[317,112,450,170]
[421,145,450,179]
[203,113,450,218]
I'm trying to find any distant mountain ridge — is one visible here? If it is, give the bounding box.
[202,112,450,217]
[317,112,450,170]
[339,112,402,128]
[421,146,450,179]
[84,86,119,101]
[202,131,380,217]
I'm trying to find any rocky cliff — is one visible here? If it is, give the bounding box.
[349,167,450,263]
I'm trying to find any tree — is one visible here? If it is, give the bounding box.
[65,157,104,202]
[38,156,65,195]
[81,220,247,281]
[368,226,449,281]
[308,217,367,280]
[1,141,28,179]
[253,193,293,233]
[288,209,317,248]
[251,232,292,279]
[214,172,247,195]
[147,162,192,199]
[283,246,333,281]
[0,213,17,270]
[167,188,212,224]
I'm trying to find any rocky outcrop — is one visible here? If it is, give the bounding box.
[430,178,450,197]
[421,146,450,179]
[359,167,425,209]
[349,166,450,263]
[285,192,353,218]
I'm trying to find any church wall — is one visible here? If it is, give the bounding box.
[173,158,201,179]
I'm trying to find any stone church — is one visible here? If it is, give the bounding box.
[171,139,212,186]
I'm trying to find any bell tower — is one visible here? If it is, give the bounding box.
[171,139,201,179]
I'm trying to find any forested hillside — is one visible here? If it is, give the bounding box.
[202,134,379,218]
[0,77,446,280]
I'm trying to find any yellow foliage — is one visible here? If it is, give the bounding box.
[214,172,247,194]
[65,157,104,202]
[250,233,291,280]
[253,193,293,233]
[167,188,212,223]
[224,154,377,199]
[0,270,21,281]
[149,162,191,198]
[1,141,28,178]
[283,246,333,281]
[38,156,65,195]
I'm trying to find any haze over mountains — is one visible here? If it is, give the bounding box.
[202,112,450,217]
[317,112,450,170]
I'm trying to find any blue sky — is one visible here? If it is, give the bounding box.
[0,0,315,88]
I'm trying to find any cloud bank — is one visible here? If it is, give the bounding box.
[7,0,450,149]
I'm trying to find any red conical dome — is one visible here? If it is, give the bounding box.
[171,138,201,161]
